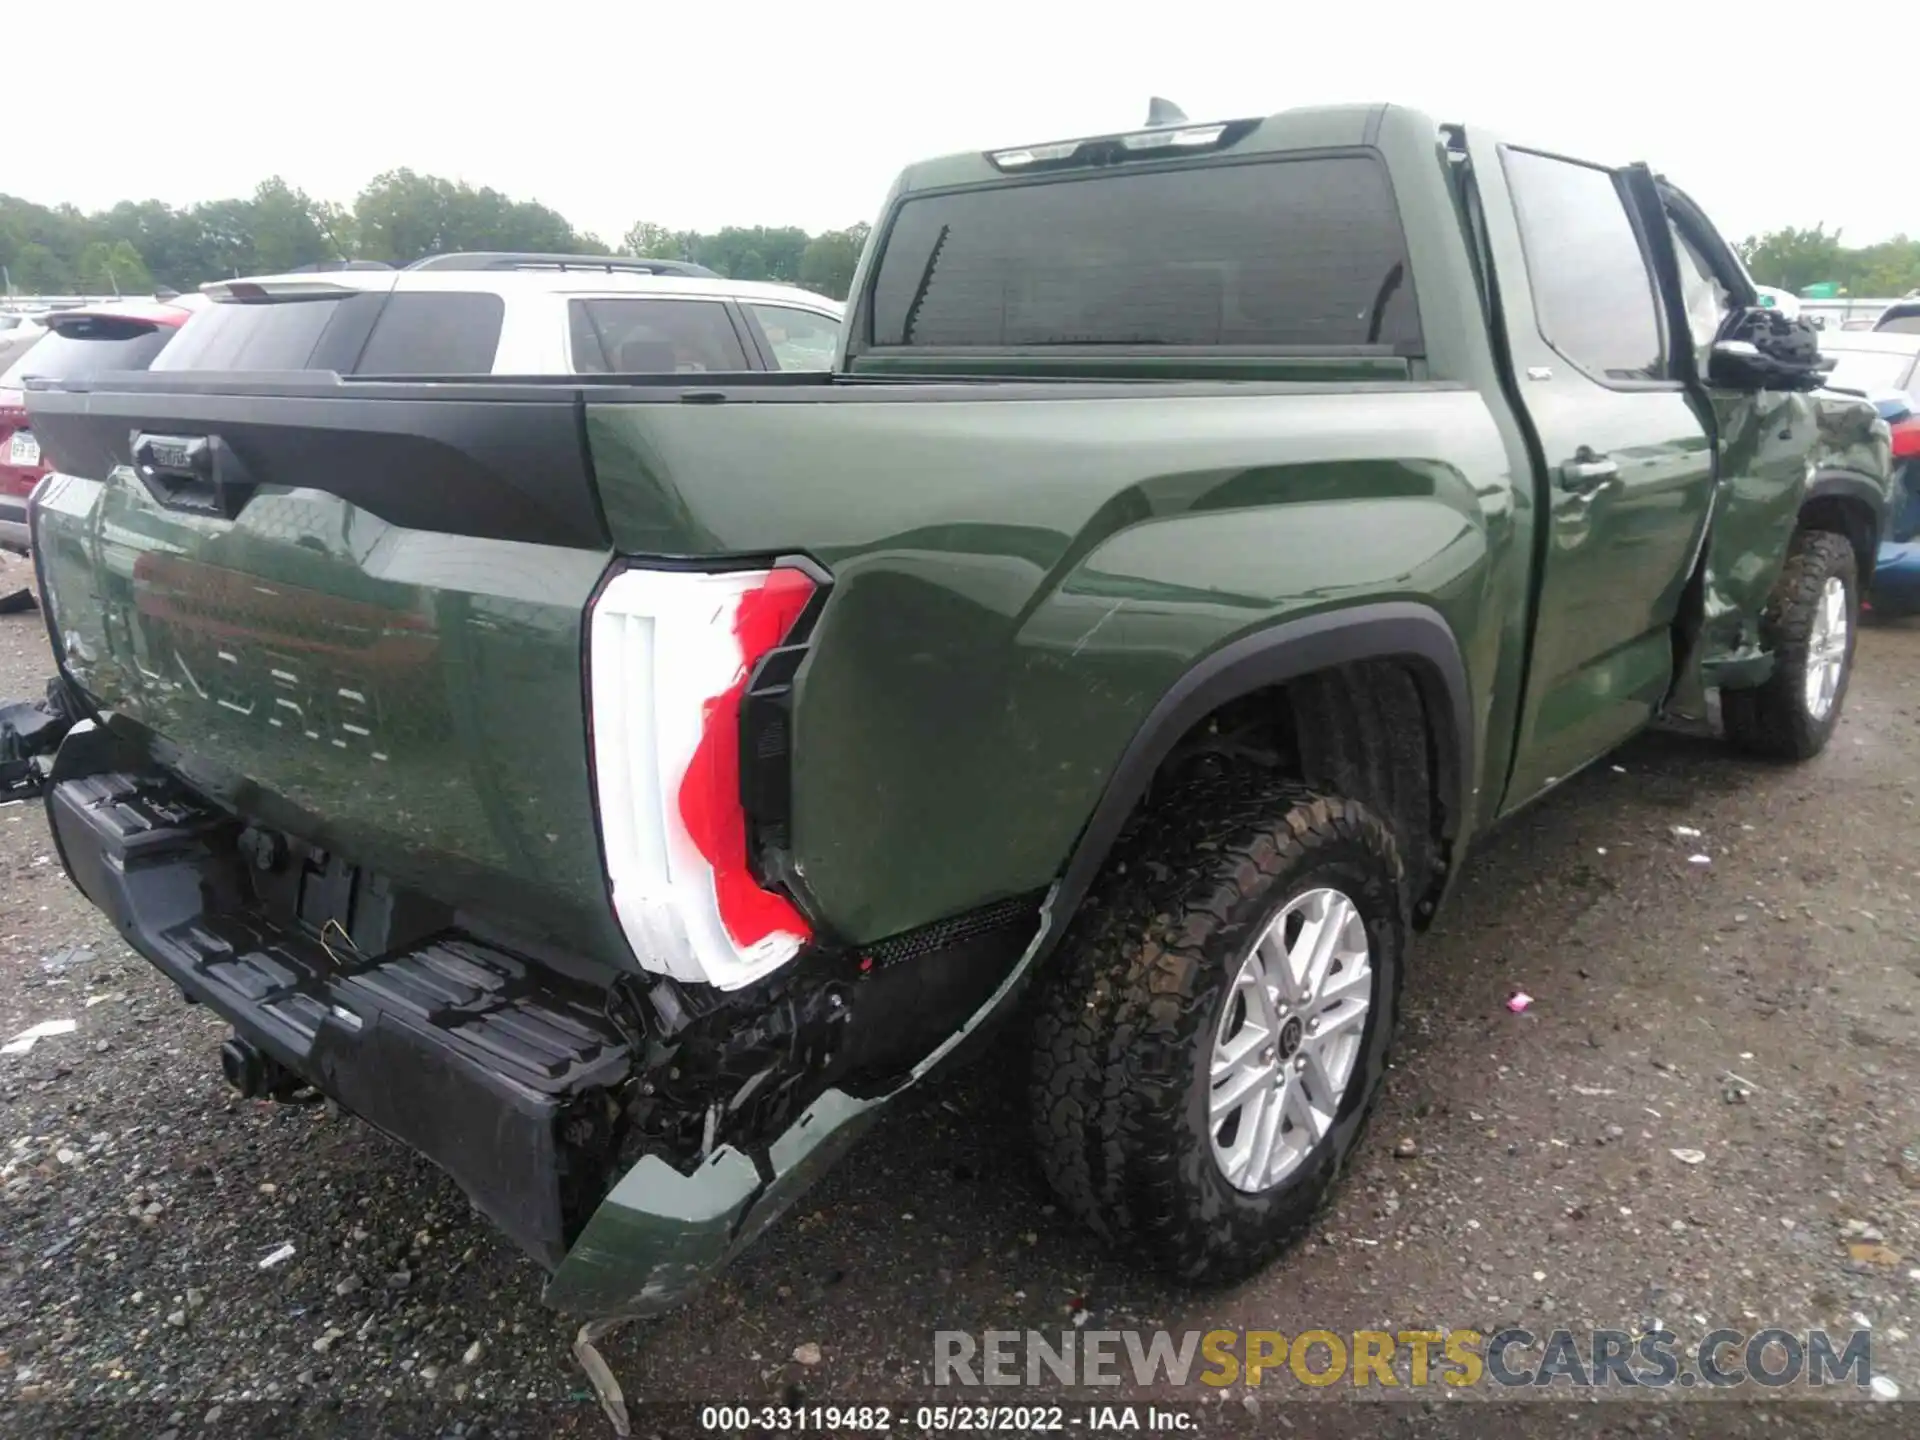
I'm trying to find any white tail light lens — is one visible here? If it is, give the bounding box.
[588,566,815,990]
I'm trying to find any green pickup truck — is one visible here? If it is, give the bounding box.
[17,104,1894,1321]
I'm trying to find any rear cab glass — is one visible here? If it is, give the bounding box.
[863,154,1420,352]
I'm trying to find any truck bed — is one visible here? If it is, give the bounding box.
[27,368,1510,962]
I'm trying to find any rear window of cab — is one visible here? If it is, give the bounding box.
[866,154,1419,353]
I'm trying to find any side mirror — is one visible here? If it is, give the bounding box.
[1708,306,1832,391]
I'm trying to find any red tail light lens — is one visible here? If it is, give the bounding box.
[676,568,816,956]
[588,565,820,990]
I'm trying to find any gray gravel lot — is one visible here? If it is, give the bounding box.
[2,546,1918,1435]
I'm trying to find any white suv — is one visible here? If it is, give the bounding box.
[150,253,845,379]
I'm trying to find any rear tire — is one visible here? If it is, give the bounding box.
[1027,779,1404,1282]
[1721,528,1857,761]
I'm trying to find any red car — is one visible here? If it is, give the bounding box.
[1,298,203,555]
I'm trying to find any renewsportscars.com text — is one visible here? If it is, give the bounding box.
[934,1327,1875,1390]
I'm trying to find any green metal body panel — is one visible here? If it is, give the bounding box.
[587,386,1525,942]
[1697,391,1893,688]
[31,471,634,967]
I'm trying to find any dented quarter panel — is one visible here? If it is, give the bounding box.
[1698,390,1892,683]
[1697,390,1819,676]
[585,388,1528,943]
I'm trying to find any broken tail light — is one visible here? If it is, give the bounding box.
[588,564,821,990]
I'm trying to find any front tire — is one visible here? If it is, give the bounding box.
[1721,528,1858,761]
[1028,781,1405,1282]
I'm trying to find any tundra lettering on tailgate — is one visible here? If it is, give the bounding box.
[118,550,433,761]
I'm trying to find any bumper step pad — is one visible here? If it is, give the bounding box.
[48,771,631,1266]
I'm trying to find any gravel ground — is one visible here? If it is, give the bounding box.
[3,545,1918,1436]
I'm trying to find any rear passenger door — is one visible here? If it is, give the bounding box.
[1465,140,1717,809]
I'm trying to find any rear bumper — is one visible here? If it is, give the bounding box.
[44,748,1052,1320]
[45,765,632,1268]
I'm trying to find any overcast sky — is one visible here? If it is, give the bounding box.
[11,1,1908,247]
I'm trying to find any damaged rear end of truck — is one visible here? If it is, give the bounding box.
[22,373,1075,1318]
[14,100,1524,1322]
[24,330,1512,1319]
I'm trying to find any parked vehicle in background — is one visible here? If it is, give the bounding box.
[1876,295,1920,334]
[0,311,48,341]
[151,252,845,379]
[18,103,1892,1325]
[1798,298,1900,332]
[1822,329,1920,405]
[0,297,203,554]
[1821,330,1920,613]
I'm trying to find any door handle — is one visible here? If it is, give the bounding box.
[1559,448,1619,495]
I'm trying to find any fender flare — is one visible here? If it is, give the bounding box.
[1802,468,1889,580]
[1050,600,1475,933]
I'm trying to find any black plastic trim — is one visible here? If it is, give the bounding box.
[43,767,631,1268]
[1806,468,1890,526]
[1804,468,1890,581]
[25,382,608,550]
[1051,602,1473,934]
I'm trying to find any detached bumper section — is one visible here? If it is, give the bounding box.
[46,769,631,1268]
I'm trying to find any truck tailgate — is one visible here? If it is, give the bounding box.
[25,377,634,973]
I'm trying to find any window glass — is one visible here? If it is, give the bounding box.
[747,305,840,370]
[151,298,344,371]
[1877,305,1920,335]
[0,324,172,386]
[869,156,1420,350]
[1504,149,1664,381]
[353,292,503,374]
[1671,231,1730,352]
[568,298,750,373]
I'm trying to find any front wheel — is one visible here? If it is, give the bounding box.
[1027,781,1405,1283]
[1721,528,1858,761]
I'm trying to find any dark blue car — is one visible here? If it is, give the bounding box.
[1819,332,1920,614]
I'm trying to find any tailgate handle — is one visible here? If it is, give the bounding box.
[130,431,259,520]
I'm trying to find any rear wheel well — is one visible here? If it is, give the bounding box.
[1141,660,1453,924]
[1800,491,1878,587]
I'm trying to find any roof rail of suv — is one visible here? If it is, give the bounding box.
[405,252,720,278]
[284,260,398,273]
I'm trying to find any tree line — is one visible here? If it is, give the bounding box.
[0,172,872,300]
[1737,226,1920,298]
[5,167,1915,304]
